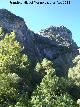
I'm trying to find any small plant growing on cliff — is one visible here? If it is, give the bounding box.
[0,27,4,38]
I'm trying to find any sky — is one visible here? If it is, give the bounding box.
[0,0,80,47]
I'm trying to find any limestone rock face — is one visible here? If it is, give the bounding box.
[0,9,37,58]
[0,9,79,76]
[39,26,72,46]
[35,26,78,61]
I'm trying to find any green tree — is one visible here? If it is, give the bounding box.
[34,58,54,83]
[68,55,80,87]
[0,31,30,106]
[31,59,77,107]
[68,55,80,101]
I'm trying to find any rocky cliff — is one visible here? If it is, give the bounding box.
[0,9,79,76]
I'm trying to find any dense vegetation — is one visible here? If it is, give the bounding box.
[0,28,80,107]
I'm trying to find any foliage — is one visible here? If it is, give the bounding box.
[0,27,4,37]
[0,29,79,107]
[0,31,30,106]
[68,55,80,86]
[31,63,77,107]
[68,55,80,101]
[35,58,54,79]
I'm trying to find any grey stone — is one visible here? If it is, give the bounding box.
[0,9,79,76]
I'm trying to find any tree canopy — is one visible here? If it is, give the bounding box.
[0,28,80,107]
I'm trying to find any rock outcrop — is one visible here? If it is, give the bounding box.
[0,9,79,76]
